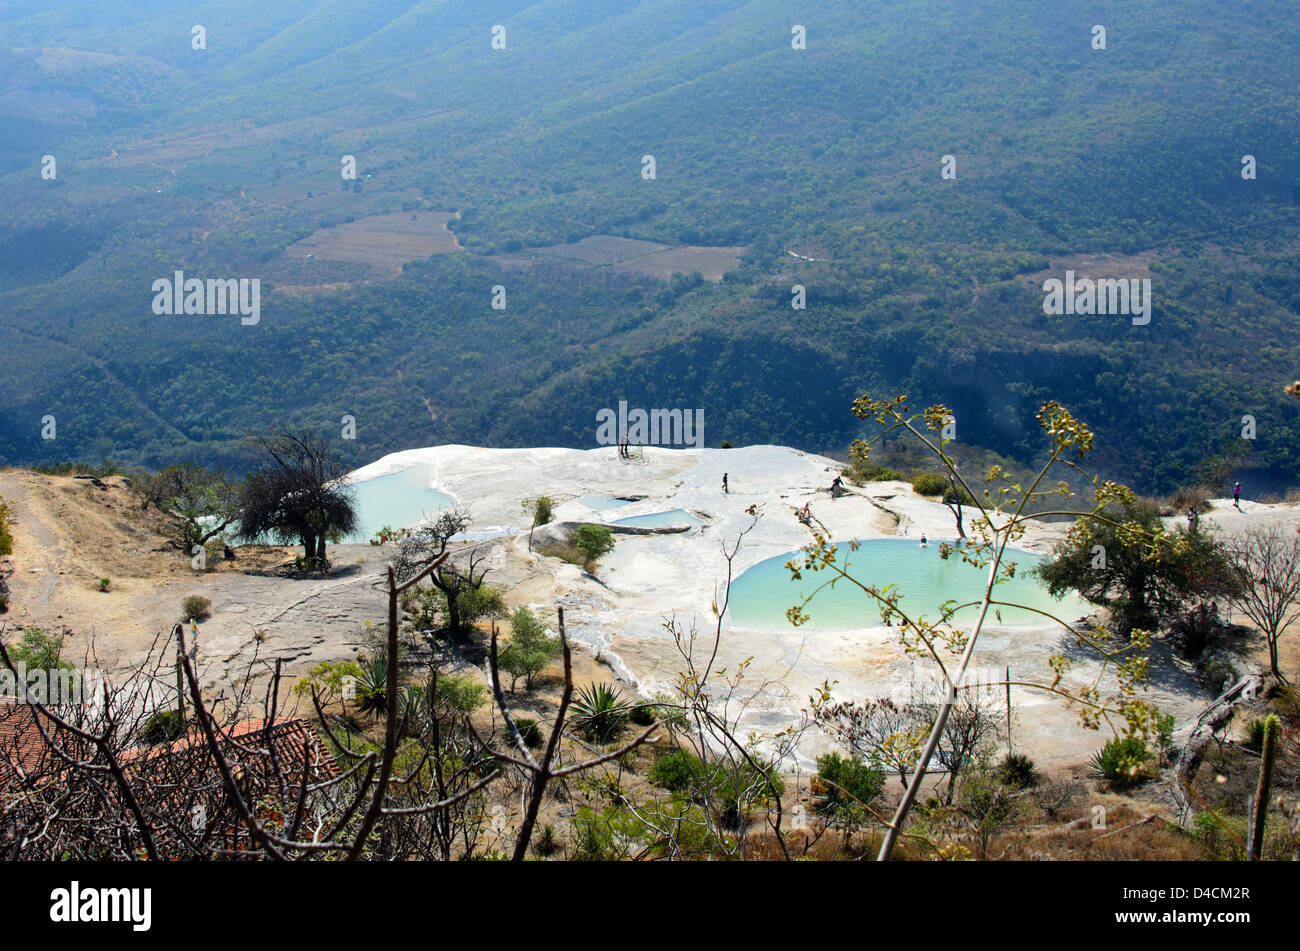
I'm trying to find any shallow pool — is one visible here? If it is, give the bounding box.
[613,509,701,528]
[575,494,637,510]
[345,464,453,542]
[727,538,1085,631]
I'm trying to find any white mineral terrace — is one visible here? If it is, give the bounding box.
[37,445,1300,769]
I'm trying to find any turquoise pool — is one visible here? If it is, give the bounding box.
[613,509,701,528]
[209,464,453,545]
[727,538,1084,630]
[345,464,453,541]
[576,494,636,510]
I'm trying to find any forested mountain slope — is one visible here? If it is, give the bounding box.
[0,0,1297,491]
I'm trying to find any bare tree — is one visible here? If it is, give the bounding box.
[137,463,240,552]
[1224,524,1300,681]
[813,684,1005,803]
[392,510,496,636]
[648,508,809,859]
[812,694,919,788]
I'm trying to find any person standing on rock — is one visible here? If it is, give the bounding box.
[722,473,729,494]
[830,474,843,498]
[1233,481,1242,510]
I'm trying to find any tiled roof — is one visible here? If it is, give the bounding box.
[0,701,90,788]
[0,701,335,794]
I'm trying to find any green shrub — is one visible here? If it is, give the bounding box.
[848,459,903,484]
[434,674,487,716]
[911,472,948,496]
[498,606,561,691]
[994,752,1041,789]
[97,577,111,592]
[649,749,701,792]
[1089,736,1155,787]
[629,701,661,726]
[0,499,13,557]
[181,595,212,621]
[7,628,73,674]
[1242,717,1267,749]
[812,752,885,825]
[647,748,783,830]
[573,524,615,570]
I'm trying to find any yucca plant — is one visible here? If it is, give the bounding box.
[569,682,632,742]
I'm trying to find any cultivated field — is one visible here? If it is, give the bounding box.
[530,234,745,282]
[285,210,462,275]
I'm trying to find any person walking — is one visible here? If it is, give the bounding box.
[722,473,729,494]
[1233,481,1242,510]
[830,474,843,498]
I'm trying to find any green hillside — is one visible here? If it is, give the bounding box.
[1,0,1297,492]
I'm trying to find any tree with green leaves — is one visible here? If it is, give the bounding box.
[574,524,615,572]
[1035,501,1240,639]
[498,606,560,691]
[521,496,555,551]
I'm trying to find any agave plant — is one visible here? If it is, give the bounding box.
[1242,717,1268,749]
[355,656,389,718]
[398,684,431,735]
[1088,735,1152,788]
[569,682,633,742]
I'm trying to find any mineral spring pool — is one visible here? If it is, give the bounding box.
[728,538,1086,631]
[575,494,637,510]
[613,509,701,528]
[344,464,453,542]
[210,464,453,544]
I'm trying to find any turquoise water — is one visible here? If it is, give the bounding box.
[728,538,1084,630]
[613,509,701,528]
[208,464,452,545]
[346,465,453,541]
[576,494,636,510]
